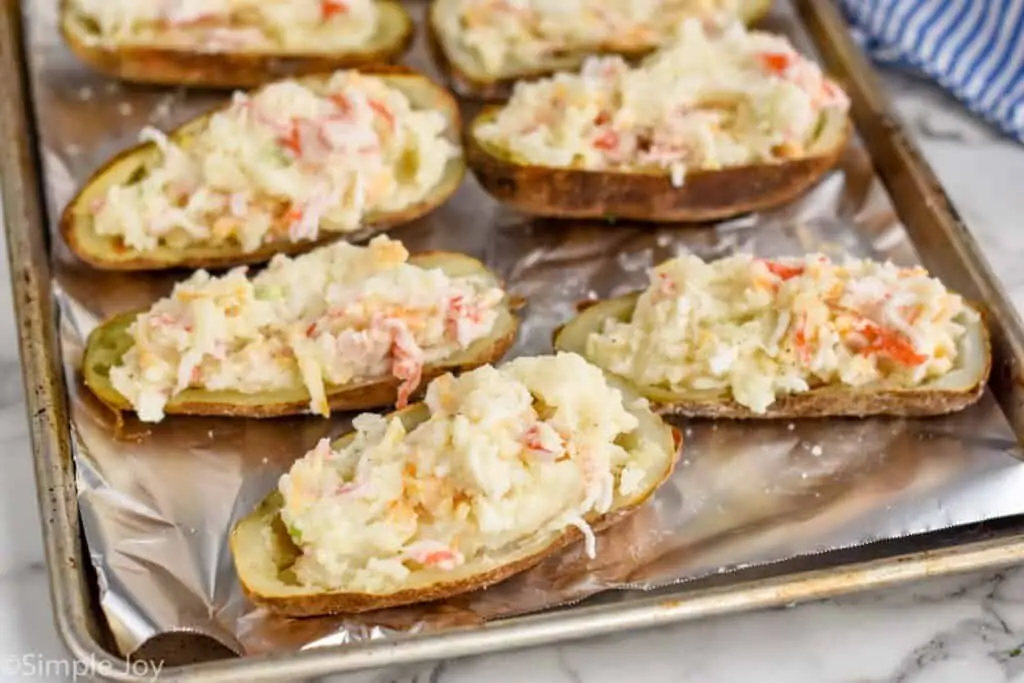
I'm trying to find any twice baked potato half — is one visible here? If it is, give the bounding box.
[468,109,848,223]
[427,0,773,101]
[62,68,464,271]
[61,0,414,88]
[231,353,681,616]
[554,254,991,419]
[83,244,519,421]
[467,20,851,222]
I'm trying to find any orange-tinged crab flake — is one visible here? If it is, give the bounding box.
[858,324,927,366]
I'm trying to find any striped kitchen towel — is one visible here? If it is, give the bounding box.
[837,0,1024,142]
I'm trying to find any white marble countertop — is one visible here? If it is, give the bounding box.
[3,72,1024,683]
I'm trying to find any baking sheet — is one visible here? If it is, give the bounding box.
[22,0,1024,661]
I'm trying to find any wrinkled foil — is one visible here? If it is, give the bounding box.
[22,0,1024,661]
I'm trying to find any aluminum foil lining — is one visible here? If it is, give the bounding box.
[23,0,1024,660]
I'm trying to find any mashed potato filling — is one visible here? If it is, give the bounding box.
[586,254,973,414]
[279,353,651,592]
[110,237,504,422]
[71,0,381,52]
[89,71,458,253]
[474,20,849,183]
[439,0,750,77]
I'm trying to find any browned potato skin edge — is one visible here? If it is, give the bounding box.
[656,380,988,419]
[465,115,851,223]
[59,67,464,271]
[231,427,683,617]
[60,0,415,88]
[553,296,992,419]
[425,0,774,102]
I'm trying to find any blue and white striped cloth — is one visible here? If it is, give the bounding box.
[837,0,1024,142]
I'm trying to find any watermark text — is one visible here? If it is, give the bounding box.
[0,653,165,680]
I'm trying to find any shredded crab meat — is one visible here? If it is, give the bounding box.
[86,71,458,254]
[108,237,505,423]
[441,0,756,76]
[71,0,383,52]
[586,253,974,414]
[403,540,465,570]
[474,19,849,183]
[277,353,657,592]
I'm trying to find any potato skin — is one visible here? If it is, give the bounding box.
[237,495,654,617]
[466,115,850,223]
[655,383,988,419]
[64,220,374,273]
[231,404,681,617]
[81,252,519,419]
[426,0,774,102]
[60,68,464,271]
[60,0,415,89]
[554,294,992,419]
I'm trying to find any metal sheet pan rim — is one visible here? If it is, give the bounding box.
[4,0,1024,680]
[0,0,107,676]
[41,532,1024,682]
